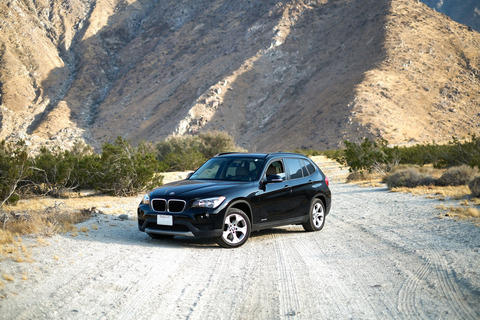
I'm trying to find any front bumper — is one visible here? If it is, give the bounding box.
[137,204,224,238]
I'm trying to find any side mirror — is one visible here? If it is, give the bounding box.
[266,174,283,183]
[186,172,194,179]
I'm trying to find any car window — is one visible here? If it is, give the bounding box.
[190,157,265,181]
[265,160,285,179]
[304,159,316,175]
[285,158,303,180]
[193,158,222,179]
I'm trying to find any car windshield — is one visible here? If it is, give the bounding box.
[189,157,266,181]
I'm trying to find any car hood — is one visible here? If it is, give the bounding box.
[149,179,252,199]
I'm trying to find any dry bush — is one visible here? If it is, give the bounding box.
[346,171,367,182]
[384,168,434,189]
[436,165,478,186]
[468,176,480,197]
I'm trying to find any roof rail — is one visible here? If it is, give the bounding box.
[214,152,242,157]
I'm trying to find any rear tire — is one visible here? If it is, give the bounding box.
[303,199,326,232]
[216,208,251,248]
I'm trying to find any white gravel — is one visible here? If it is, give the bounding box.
[1,160,479,319]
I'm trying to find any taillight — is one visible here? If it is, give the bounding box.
[325,176,329,187]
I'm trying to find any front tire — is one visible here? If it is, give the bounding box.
[303,199,326,232]
[216,208,251,248]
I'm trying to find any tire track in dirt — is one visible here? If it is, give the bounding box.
[272,238,302,317]
[309,214,403,319]
[424,245,477,320]
[330,182,479,319]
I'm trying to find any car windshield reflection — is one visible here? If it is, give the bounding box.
[189,157,266,181]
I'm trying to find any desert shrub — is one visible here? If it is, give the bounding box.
[397,135,480,168]
[198,131,243,158]
[396,142,447,166]
[443,135,480,168]
[156,136,206,171]
[435,165,478,186]
[97,137,164,196]
[27,142,104,196]
[28,147,77,196]
[468,177,480,197]
[156,131,243,171]
[336,138,399,173]
[346,171,368,182]
[0,141,30,206]
[384,168,434,189]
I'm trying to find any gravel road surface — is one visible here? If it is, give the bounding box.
[1,159,479,319]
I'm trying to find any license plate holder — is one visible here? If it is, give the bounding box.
[157,214,173,226]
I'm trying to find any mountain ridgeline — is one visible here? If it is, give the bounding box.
[0,0,479,152]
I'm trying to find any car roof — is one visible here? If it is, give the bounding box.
[214,152,308,160]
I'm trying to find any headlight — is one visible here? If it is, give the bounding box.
[141,194,150,205]
[192,196,226,209]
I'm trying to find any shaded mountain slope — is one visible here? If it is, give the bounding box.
[0,0,479,152]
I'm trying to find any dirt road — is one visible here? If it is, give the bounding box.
[1,159,479,319]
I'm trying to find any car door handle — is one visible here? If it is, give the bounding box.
[284,185,291,189]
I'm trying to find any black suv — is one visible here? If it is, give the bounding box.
[138,152,331,248]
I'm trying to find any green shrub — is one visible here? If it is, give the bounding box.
[436,165,478,186]
[156,131,243,171]
[384,168,434,189]
[156,136,206,171]
[396,142,448,166]
[468,176,480,197]
[336,138,399,173]
[198,131,242,158]
[29,147,76,196]
[443,134,480,168]
[0,141,30,206]
[97,137,163,196]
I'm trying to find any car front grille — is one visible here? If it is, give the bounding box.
[152,199,167,212]
[151,199,186,213]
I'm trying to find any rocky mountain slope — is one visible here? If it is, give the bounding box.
[0,0,479,152]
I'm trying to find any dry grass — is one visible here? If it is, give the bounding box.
[2,274,14,282]
[0,202,94,261]
[436,204,480,224]
[1,193,141,242]
[391,185,471,200]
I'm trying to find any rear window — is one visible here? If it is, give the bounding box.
[285,158,304,179]
[304,159,316,175]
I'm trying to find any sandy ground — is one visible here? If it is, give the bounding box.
[1,158,479,319]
